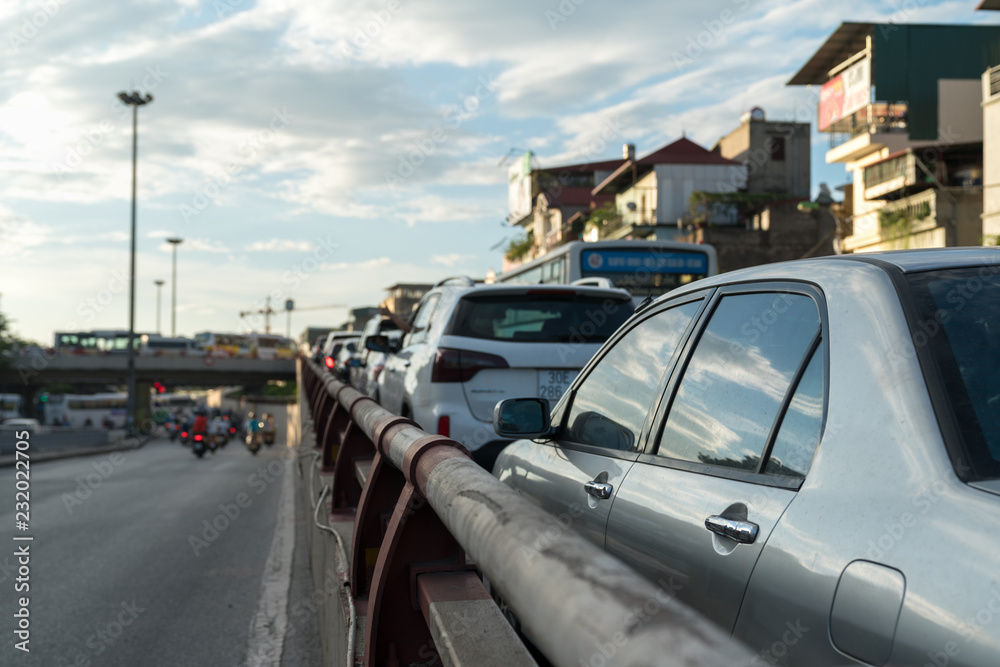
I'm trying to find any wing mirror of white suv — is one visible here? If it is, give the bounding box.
[493,398,552,438]
[366,335,393,354]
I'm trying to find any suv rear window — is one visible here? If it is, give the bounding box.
[448,293,633,342]
[906,266,1000,480]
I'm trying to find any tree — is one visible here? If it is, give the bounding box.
[0,298,15,371]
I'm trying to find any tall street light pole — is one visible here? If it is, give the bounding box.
[154,280,165,334]
[118,90,153,435]
[166,237,183,337]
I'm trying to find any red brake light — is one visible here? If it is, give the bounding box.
[325,356,335,368]
[230,427,236,433]
[431,348,509,383]
[181,431,188,438]
[437,415,450,437]
[194,434,203,441]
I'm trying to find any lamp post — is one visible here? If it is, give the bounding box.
[166,237,183,337]
[118,89,153,436]
[154,280,165,334]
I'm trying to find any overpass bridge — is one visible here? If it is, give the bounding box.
[1,353,296,388]
[0,353,296,424]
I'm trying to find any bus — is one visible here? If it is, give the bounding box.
[45,393,127,427]
[151,393,199,423]
[194,332,250,358]
[247,333,297,360]
[138,335,203,357]
[0,394,22,421]
[495,240,717,299]
[54,330,152,355]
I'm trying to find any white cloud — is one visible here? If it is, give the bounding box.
[246,239,316,252]
[431,253,476,267]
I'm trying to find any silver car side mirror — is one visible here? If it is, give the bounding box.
[493,398,552,438]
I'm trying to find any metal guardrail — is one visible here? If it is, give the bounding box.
[300,359,753,667]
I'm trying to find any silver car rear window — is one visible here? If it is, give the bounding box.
[906,266,1000,480]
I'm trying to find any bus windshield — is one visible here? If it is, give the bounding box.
[579,247,710,298]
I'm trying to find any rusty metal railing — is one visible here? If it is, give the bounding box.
[299,359,753,666]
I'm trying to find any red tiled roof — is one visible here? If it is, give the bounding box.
[593,137,741,195]
[635,137,741,166]
[544,187,615,208]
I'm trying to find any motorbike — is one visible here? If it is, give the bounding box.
[191,432,207,458]
[245,423,263,455]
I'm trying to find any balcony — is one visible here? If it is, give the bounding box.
[825,103,909,163]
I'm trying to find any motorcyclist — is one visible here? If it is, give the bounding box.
[192,410,209,437]
[209,414,227,446]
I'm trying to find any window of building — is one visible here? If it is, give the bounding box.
[769,136,786,161]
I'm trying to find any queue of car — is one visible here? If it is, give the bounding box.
[314,248,1000,665]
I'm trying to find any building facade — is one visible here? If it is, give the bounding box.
[789,22,996,252]
[712,108,811,197]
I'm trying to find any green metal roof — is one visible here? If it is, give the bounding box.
[789,23,1000,140]
[873,24,1000,139]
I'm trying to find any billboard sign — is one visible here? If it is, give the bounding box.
[507,152,533,224]
[819,57,871,131]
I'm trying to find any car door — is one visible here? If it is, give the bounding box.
[380,293,441,415]
[494,295,707,549]
[605,284,827,632]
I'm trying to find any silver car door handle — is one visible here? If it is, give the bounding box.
[704,515,759,544]
[584,480,613,500]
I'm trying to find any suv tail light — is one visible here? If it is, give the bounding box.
[324,356,335,369]
[431,348,509,383]
[437,416,450,437]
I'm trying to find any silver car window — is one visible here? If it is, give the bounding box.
[563,300,701,451]
[657,292,821,471]
[765,342,825,478]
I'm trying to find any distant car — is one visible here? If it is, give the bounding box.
[0,417,41,431]
[319,331,361,376]
[310,335,327,363]
[378,276,635,469]
[348,316,402,400]
[492,248,1000,667]
[332,338,360,383]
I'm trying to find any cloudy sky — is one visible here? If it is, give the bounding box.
[1,0,995,344]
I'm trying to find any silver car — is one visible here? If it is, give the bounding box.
[493,248,1000,667]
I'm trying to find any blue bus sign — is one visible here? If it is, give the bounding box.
[581,250,708,275]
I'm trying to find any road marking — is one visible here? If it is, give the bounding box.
[244,455,295,667]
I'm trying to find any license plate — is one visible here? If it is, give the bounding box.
[538,370,577,401]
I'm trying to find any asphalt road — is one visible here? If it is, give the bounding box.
[0,434,322,667]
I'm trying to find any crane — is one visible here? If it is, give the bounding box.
[239,297,347,336]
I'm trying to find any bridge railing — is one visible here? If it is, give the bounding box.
[298,359,753,667]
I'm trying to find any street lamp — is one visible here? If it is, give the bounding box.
[166,237,183,337]
[154,280,165,334]
[118,89,153,436]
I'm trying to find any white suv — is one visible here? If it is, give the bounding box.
[377,277,634,469]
